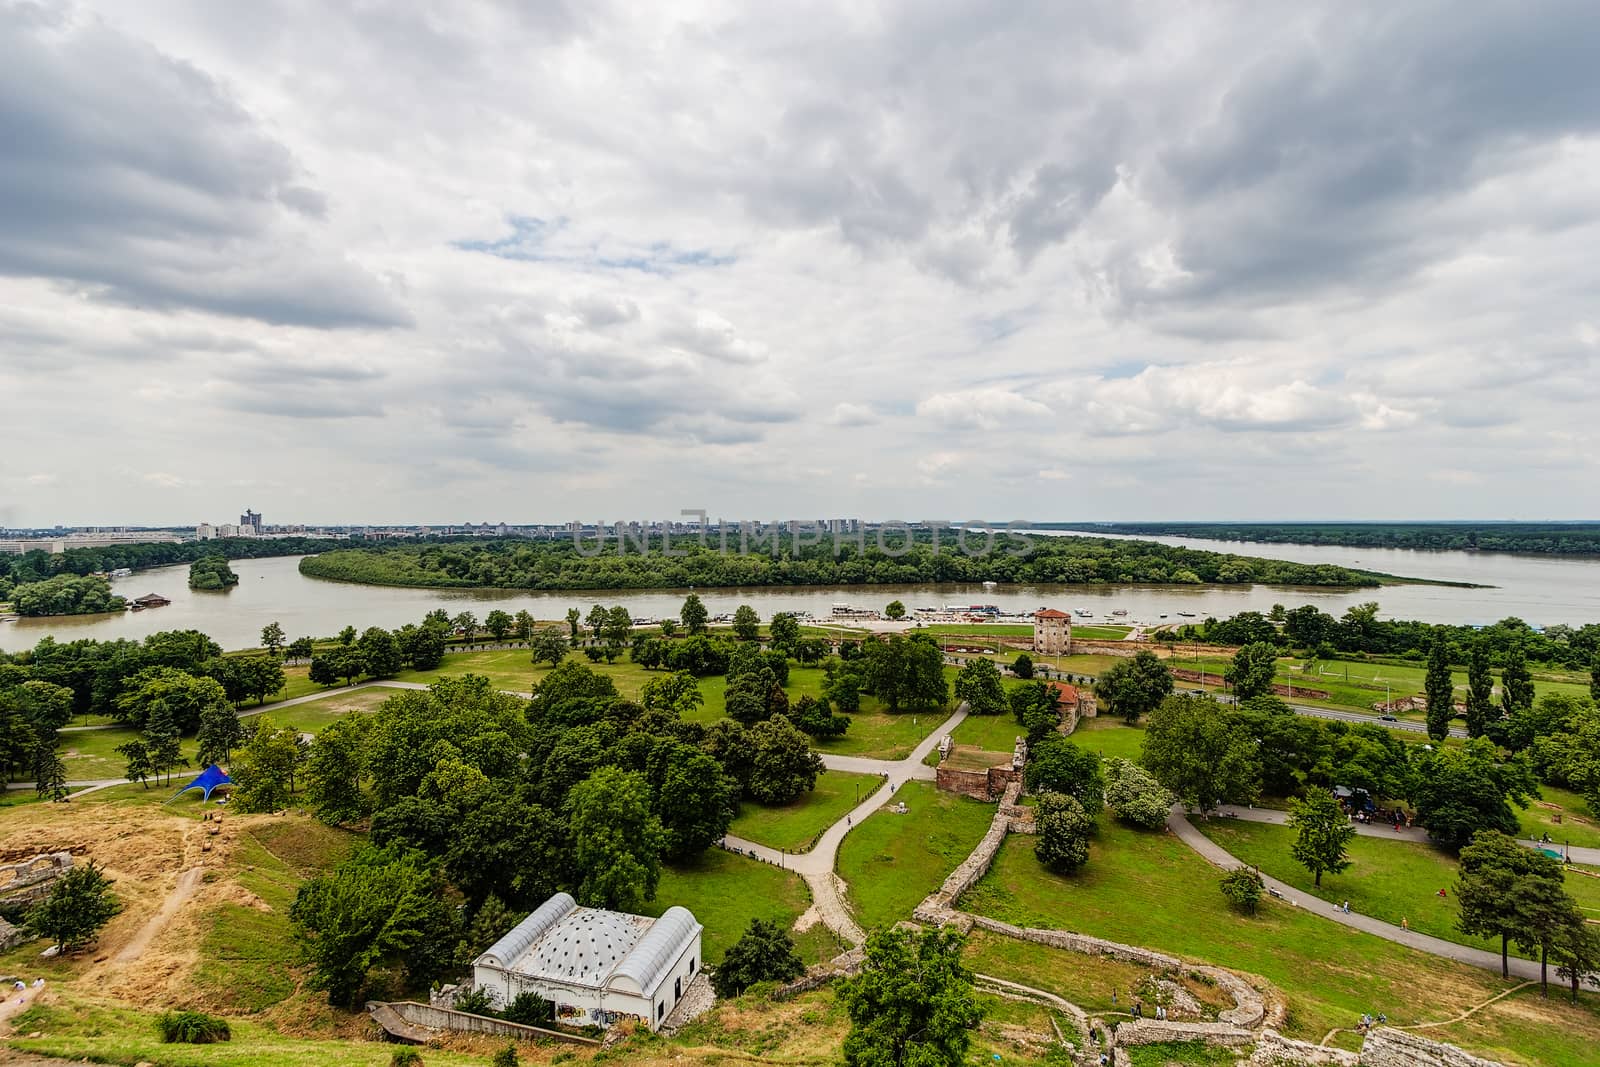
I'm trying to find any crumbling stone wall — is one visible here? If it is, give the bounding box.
[935,765,997,801]
[0,852,73,907]
[1113,1018,1253,1048]
[1249,1030,1361,1065]
[1359,1028,1506,1067]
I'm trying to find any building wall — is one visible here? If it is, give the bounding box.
[1031,616,1072,656]
[473,930,702,1033]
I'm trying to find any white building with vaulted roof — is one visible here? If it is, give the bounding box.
[472,892,704,1031]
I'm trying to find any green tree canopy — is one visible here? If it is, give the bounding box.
[1287,790,1356,886]
[565,765,665,912]
[1141,695,1261,813]
[838,926,983,1067]
[953,657,1007,716]
[1093,650,1173,723]
[710,917,806,998]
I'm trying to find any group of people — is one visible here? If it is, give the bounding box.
[1357,1012,1388,1032]
[1126,999,1170,1021]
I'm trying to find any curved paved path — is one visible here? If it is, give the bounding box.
[1168,808,1544,981]
[723,702,969,945]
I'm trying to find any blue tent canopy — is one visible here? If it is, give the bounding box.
[170,764,232,802]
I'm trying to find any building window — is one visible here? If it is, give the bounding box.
[675,976,681,999]
[657,1002,664,1020]
[689,958,696,975]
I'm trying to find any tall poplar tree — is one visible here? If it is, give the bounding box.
[1425,635,1455,742]
[1465,639,1496,738]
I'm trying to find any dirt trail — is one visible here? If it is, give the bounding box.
[113,866,204,964]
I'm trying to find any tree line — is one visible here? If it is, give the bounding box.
[296,532,1386,591]
[4,573,126,616]
[1083,522,1600,556]
[1190,602,1600,672]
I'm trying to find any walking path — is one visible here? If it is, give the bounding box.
[1168,808,1544,981]
[1214,805,1600,866]
[723,702,969,944]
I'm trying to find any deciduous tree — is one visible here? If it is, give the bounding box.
[732,605,760,642]
[746,714,823,804]
[565,766,665,912]
[530,628,569,668]
[711,918,806,997]
[1226,642,1279,701]
[1287,790,1356,886]
[27,859,119,953]
[680,594,708,636]
[484,610,513,643]
[1034,791,1093,873]
[954,657,1007,716]
[1093,650,1173,723]
[261,622,285,657]
[1412,738,1537,851]
[838,926,982,1067]
[1142,695,1261,813]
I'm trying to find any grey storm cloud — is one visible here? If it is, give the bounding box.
[0,1,408,329]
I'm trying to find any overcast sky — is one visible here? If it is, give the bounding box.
[4,0,1599,527]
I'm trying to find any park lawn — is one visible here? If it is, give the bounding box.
[58,725,198,781]
[642,847,820,965]
[1071,717,1147,764]
[837,780,996,932]
[245,686,395,735]
[1518,785,1600,850]
[950,712,1026,753]
[1424,984,1600,1067]
[963,928,1234,1018]
[727,770,882,852]
[812,706,947,760]
[1194,820,1509,956]
[957,822,1599,1058]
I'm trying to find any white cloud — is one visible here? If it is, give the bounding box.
[4,0,1600,523]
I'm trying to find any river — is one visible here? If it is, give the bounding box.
[4,536,1598,652]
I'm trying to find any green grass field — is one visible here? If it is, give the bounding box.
[1071,717,1147,763]
[963,928,1233,1018]
[958,821,1600,1060]
[1519,785,1600,850]
[58,725,198,781]
[727,769,881,852]
[836,780,996,932]
[643,847,828,965]
[949,711,1025,753]
[1197,819,1600,951]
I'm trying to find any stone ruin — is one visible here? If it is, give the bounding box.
[0,852,73,908]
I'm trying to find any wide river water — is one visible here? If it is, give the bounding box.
[3,534,1598,652]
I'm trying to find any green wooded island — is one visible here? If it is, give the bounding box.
[296,533,1417,590]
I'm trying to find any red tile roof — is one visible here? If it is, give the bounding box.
[1034,609,1071,619]
[1054,684,1080,706]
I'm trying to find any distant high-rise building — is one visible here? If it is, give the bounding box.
[240,508,262,533]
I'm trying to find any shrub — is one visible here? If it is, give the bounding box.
[1219,867,1264,915]
[502,991,554,1025]
[492,1043,519,1067]
[390,1050,424,1067]
[452,986,495,1015]
[155,1010,231,1044]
